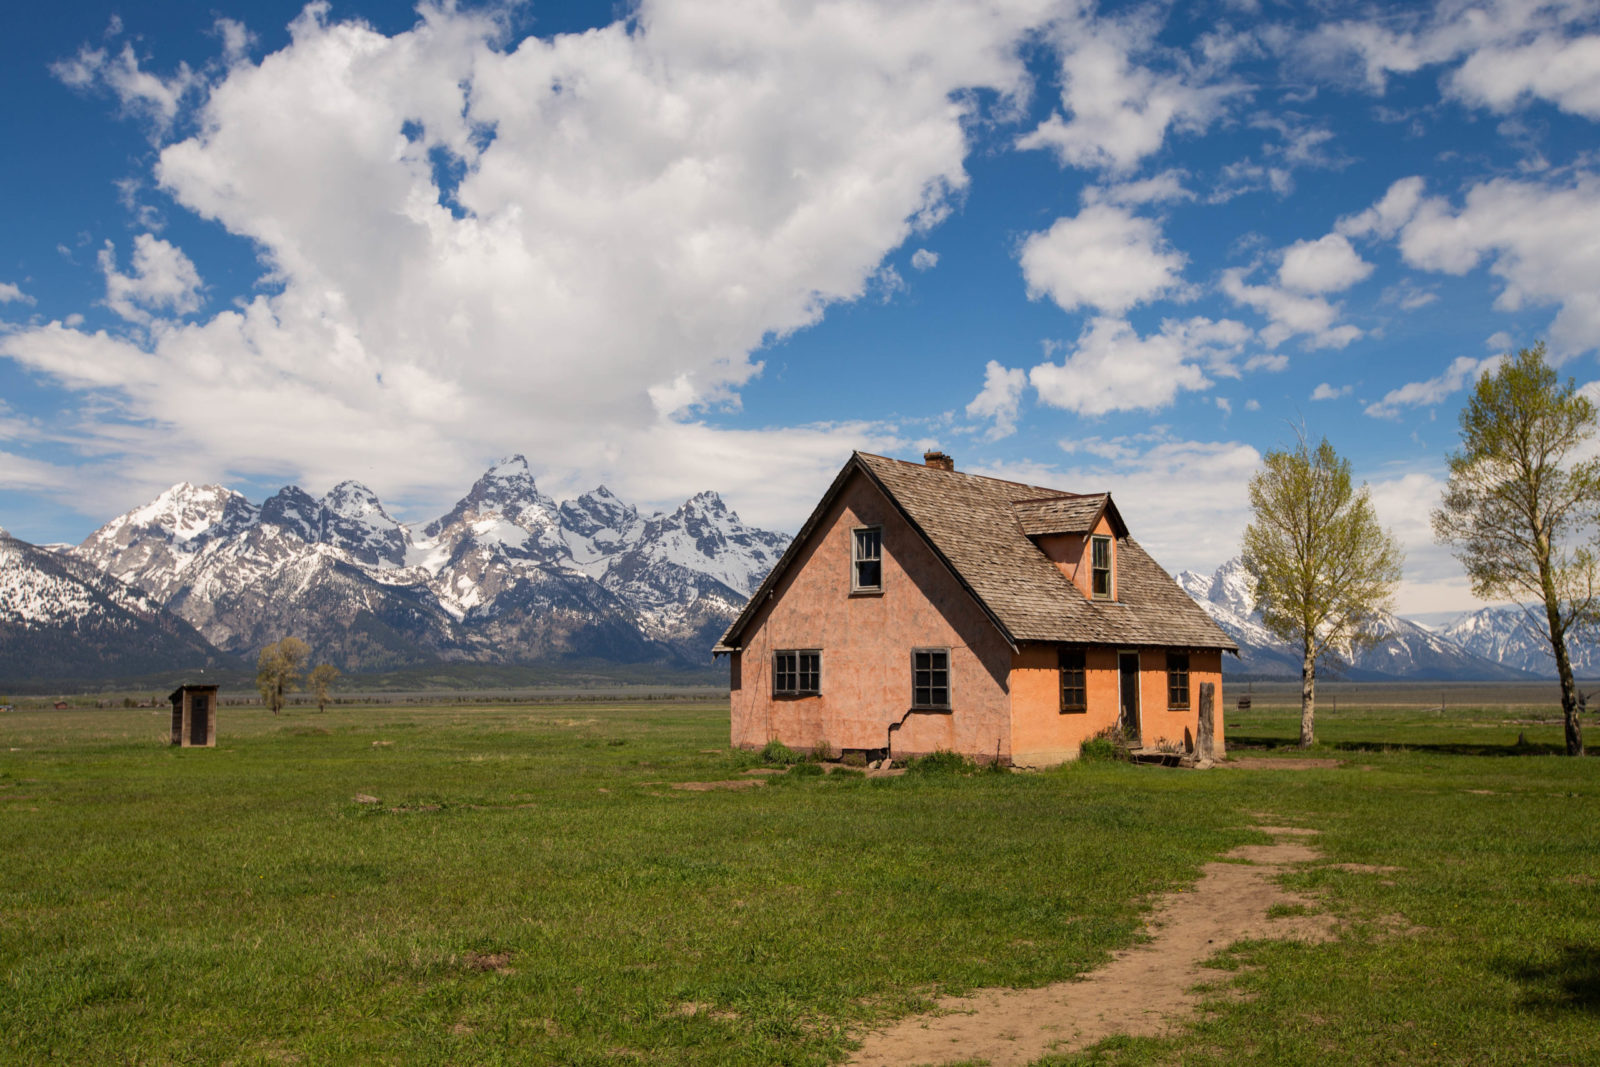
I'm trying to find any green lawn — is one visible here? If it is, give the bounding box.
[1,699,1596,1065]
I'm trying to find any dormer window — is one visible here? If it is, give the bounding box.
[852,526,882,592]
[1091,536,1112,599]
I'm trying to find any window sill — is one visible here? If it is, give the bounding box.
[1059,707,1088,715]
[1168,707,1191,713]
[849,588,884,597]
[774,692,821,700]
[909,705,952,713]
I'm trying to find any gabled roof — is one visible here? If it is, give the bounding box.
[715,452,1236,654]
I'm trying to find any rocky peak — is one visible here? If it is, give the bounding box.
[559,485,639,537]
[259,486,325,543]
[424,455,558,538]
[1209,557,1256,614]
[322,480,395,524]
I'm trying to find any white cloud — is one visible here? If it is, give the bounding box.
[51,40,199,135]
[1310,382,1351,400]
[1306,0,1600,120]
[0,283,34,305]
[1215,396,1232,415]
[1018,10,1244,173]
[4,0,1063,532]
[1220,267,1361,349]
[1082,169,1193,206]
[910,248,939,271]
[1485,330,1515,351]
[1396,175,1600,356]
[1336,175,1425,239]
[98,235,204,324]
[965,360,1027,440]
[1244,398,1261,411]
[1278,233,1373,293]
[1019,204,1188,314]
[1027,315,1250,416]
[1364,354,1503,418]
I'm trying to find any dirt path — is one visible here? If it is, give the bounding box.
[849,824,1337,1067]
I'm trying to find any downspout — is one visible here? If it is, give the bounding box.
[886,707,944,762]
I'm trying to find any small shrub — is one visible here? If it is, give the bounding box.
[760,739,800,765]
[809,740,836,763]
[1077,729,1126,762]
[906,750,973,776]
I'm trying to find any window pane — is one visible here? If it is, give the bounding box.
[1059,648,1086,710]
[854,528,882,590]
[1167,653,1190,708]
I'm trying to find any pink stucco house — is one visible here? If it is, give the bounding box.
[714,451,1236,767]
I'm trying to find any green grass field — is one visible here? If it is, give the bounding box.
[2,698,1596,1065]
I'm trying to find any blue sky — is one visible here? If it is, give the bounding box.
[3,0,1599,620]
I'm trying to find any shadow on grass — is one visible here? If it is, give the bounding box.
[1226,733,1571,758]
[1499,945,1600,1015]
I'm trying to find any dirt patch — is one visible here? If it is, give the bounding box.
[849,825,1337,1067]
[463,951,514,973]
[743,767,788,776]
[1223,757,1343,770]
[671,779,765,792]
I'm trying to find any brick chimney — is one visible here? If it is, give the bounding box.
[922,450,954,471]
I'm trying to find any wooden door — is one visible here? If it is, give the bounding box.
[1118,652,1141,745]
[190,694,209,746]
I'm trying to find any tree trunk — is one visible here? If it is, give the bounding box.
[1539,556,1585,756]
[1300,636,1316,748]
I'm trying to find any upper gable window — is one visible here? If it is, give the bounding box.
[852,526,882,593]
[1091,536,1112,599]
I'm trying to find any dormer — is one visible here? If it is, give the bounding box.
[1011,493,1129,601]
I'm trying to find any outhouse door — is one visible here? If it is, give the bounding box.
[190,693,209,746]
[1118,652,1141,745]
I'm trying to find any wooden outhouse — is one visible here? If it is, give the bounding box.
[168,684,219,747]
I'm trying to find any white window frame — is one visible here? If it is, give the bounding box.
[851,525,883,594]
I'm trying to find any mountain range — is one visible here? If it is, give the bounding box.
[5,465,1597,686]
[1176,558,1598,680]
[50,456,788,676]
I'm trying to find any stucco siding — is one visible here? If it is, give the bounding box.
[729,471,1014,760]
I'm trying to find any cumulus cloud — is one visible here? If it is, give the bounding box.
[0,283,34,305]
[1220,266,1362,349]
[1396,175,1600,356]
[1278,233,1373,293]
[1305,0,1600,120]
[910,248,939,271]
[1337,175,1425,239]
[98,235,204,324]
[1019,204,1188,314]
[1364,354,1503,418]
[1028,315,1250,416]
[965,360,1028,440]
[51,40,199,136]
[1310,382,1351,400]
[5,0,1063,529]
[1018,9,1244,173]
[1082,169,1193,206]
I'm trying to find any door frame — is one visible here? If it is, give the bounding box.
[1117,650,1142,746]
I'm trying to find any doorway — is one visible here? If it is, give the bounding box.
[1118,652,1141,745]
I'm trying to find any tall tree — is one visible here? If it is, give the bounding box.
[1433,343,1598,756]
[256,637,309,714]
[307,663,341,713]
[1243,436,1404,747]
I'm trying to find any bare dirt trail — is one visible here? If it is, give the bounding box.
[849,823,1338,1067]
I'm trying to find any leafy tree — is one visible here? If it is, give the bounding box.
[308,663,341,713]
[256,637,309,714]
[1433,343,1598,756]
[1243,436,1404,748]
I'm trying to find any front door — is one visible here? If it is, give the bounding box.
[1118,652,1141,745]
[190,694,209,746]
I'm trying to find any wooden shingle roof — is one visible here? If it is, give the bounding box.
[715,452,1236,654]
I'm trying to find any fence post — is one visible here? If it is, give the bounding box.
[1197,682,1216,766]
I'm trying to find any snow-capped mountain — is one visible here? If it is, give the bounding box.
[1176,558,1534,680]
[60,457,790,672]
[1,528,230,683]
[1442,605,1600,677]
